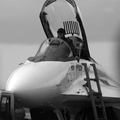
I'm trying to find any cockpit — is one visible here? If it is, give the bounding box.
[28,0,91,62]
[28,37,81,62]
[39,0,91,60]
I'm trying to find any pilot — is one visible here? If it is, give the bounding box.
[57,28,79,58]
[57,28,66,40]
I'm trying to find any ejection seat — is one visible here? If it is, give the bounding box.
[63,21,83,57]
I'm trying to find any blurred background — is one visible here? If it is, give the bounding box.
[0,0,120,89]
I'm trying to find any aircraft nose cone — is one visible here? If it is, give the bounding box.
[6,62,53,92]
[5,61,68,107]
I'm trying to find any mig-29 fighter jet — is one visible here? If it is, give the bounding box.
[6,0,120,120]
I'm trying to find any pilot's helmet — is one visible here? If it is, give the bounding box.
[57,28,65,34]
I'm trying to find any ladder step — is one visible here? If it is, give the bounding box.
[84,78,97,82]
[88,92,101,96]
[93,92,101,96]
[90,78,97,82]
[82,63,108,120]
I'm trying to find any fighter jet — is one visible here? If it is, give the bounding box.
[5,0,120,120]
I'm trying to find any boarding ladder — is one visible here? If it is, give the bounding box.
[82,63,108,120]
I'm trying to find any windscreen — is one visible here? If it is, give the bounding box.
[34,38,74,62]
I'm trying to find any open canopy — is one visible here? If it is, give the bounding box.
[40,0,91,60]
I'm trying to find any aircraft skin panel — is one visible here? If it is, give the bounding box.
[5,59,120,108]
[63,79,120,98]
[6,61,76,91]
[61,60,120,98]
[5,60,77,107]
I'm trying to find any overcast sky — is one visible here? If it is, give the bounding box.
[0,0,120,43]
[0,0,120,88]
